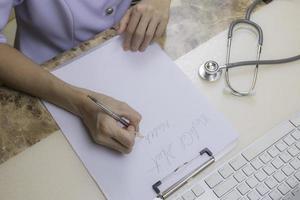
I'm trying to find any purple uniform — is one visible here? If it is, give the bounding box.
[0,0,132,63]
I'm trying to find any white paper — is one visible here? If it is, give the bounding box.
[44,37,238,200]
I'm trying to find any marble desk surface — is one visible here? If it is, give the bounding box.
[0,0,252,164]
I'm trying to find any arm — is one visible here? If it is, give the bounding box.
[0,43,83,115]
[0,43,142,153]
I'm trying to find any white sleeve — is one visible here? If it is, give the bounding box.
[0,0,15,44]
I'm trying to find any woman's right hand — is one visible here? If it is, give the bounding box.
[0,44,141,154]
[77,89,142,154]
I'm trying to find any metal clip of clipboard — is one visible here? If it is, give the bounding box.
[152,148,215,199]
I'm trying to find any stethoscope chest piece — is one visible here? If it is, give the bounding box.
[198,60,222,82]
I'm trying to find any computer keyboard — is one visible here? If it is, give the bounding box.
[173,113,300,200]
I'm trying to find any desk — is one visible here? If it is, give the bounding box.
[0,1,299,200]
[175,0,300,193]
[0,0,250,164]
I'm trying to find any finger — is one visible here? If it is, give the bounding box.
[155,20,168,39]
[118,104,142,130]
[94,115,133,153]
[123,10,142,51]
[117,8,132,34]
[100,136,132,154]
[107,119,136,148]
[139,18,159,52]
[131,14,151,51]
[127,125,135,132]
[115,126,136,149]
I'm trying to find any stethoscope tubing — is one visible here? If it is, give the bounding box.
[199,0,300,96]
[221,54,300,69]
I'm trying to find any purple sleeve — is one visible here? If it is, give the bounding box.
[0,0,15,44]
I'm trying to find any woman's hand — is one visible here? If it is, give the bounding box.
[0,44,142,154]
[78,89,142,154]
[117,0,171,52]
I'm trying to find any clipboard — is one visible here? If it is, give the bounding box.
[44,36,238,200]
[152,148,215,199]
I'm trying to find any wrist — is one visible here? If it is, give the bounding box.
[62,85,88,117]
[68,87,101,119]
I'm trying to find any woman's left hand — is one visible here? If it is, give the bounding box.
[117,0,171,52]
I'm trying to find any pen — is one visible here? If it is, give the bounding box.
[87,95,143,138]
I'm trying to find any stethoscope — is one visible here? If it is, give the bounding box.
[198,0,300,97]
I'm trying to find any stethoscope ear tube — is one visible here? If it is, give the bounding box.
[228,19,263,46]
[225,19,263,96]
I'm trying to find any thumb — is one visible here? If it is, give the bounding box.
[117,8,132,34]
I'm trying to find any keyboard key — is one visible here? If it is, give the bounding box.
[295,142,300,150]
[254,170,268,182]
[283,135,296,146]
[218,165,234,179]
[287,145,300,157]
[268,146,281,158]
[281,165,294,176]
[182,190,196,200]
[230,155,247,170]
[263,165,276,175]
[290,158,300,169]
[265,177,278,189]
[262,197,272,200]
[222,189,241,200]
[191,184,204,197]
[246,177,259,188]
[291,186,300,196]
[205,173,223,188]
[256,183,269,196]
[286,176,298,188]
[251,158,264,170]
[291,130,300,140]
[213,177,238,198]
[176,197,183,200]
[247,190,260,200]
[237,182,250,195]
[234,171,246,183]
[260,153,272,164]
[271,157,284,169]
[242,122,295,162]
[282,193,294,200]
[294,171,300,181]
[269,189,282,200]
[273,171,286,183]
[276,141,288,152]
[280,152,292,163]
[243,164,255,176]
[278,183,290,195]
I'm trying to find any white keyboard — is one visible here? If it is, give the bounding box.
[173,114,300,200]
